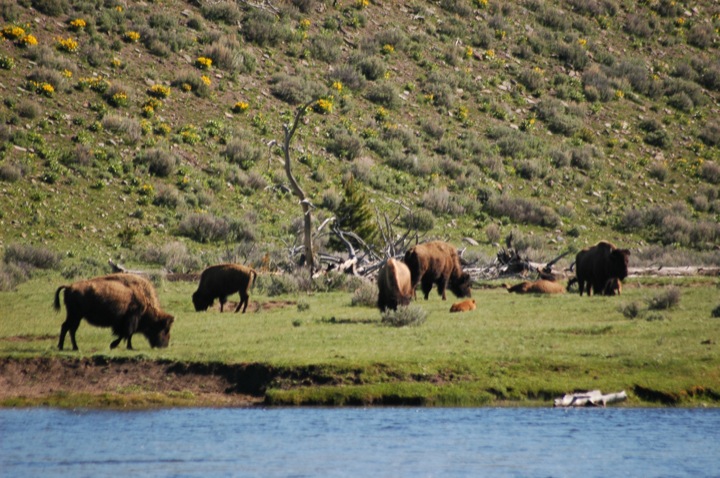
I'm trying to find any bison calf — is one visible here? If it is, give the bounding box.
[54,277,174,351]
[504,280,566,294]
[450,299,476,313]
[192,264,257,313]
[377,258,413,311]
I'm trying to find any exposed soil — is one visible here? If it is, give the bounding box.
[0,357,267,408]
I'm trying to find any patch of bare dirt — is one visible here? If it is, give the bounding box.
[0,357,265,407]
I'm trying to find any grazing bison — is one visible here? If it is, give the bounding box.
[403,241,472,301]
[450,299,476,313]
[504,280,566,294]
[192,263,257,313]
[377,258,413,311]
[54,277,174,351]
[573,241,630,296]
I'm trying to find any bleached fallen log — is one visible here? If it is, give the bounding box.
[554,390,627,407]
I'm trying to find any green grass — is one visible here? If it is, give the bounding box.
[2,272,719,406]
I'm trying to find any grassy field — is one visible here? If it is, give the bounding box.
[1,272,719,407]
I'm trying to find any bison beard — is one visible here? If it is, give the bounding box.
[573,241,630,297]
[53,278,174,351]
[377,258,413,311]
[192,263,257,313]
[403,241,472,301]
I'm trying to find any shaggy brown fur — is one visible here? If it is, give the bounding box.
[403,241,472,301]
[573,241,630,297]
[504,280,566,294]
[192,264,258,313]
[450,299,476,313]
[54,277,174,351]
[98,273,161,309]
[377,258,413,311]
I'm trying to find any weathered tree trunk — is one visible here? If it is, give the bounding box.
[554,390,627,407]
[282,99,318,273]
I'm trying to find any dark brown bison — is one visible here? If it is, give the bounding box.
[192,263,257,313]
[504,280,566,294]
[450,298,476,313]
[572,241,630,296]
[377,258,413,311]
[54,277,174,351]
[403,241,472,301]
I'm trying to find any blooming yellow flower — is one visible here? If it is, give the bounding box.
[201,75,211,86]
[69,19,86,31]
[332,81,343,93]
[195,56,212,70]
[149,84,171,98]
[123,31,140,43]
[56,36,79,53]
[2,25,25,40]
[299,19,311,30]
[41,83,55,97]
[578,38,587,46]
[232,101,249,113]
[18,34,38,47]
[314,98,333,114]
[381,44,395,55]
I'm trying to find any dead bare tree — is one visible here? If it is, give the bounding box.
[282,98,318,274]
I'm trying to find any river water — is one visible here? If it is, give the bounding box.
[1,407,719,477]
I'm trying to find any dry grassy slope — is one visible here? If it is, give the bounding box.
[0,0,718,269]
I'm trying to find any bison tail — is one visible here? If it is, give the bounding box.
[250,269,258,290]
[53,285,67,312]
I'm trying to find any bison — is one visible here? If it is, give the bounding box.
[504,280,566,294]
[450,299,476,313]
[54,277,174,351]
[572,241,630,296]
[403,241,472,301]
[192,263,257,313]
[377,258,413,311]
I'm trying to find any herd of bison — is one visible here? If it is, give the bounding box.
[53,240,630,351]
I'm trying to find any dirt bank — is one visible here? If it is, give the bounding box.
[0,357,266,408]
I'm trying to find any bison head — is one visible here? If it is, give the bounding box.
[449,272,473,298]
[143,312,174,348]
[609,249,630,280]
[192,291,213,311]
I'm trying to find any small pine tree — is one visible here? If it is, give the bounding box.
[332,175,379,250]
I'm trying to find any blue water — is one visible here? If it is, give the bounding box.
[1,407,719,477]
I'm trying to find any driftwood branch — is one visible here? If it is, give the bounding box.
[554,390,628,407]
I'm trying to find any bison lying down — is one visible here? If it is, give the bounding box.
[504,280,566,294]
[403,241,472,301]
[54,274,174,351]
[450,299,476,313]
[377,258,413,311]
[192,263,257,313]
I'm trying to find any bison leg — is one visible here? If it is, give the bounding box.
[110,336,123,349]
[436,277,449,300]
[235,291,249,313]
[420,275,435,300]
[219,296,227,312]
[58,316,81,351]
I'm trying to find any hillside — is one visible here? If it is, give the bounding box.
[1,0,719,279]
